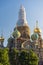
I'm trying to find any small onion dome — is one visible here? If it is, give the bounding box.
[0,37,4,42]
[31,33,39,41]
[12,28,21,39]
[34,28,41,33]
[8,37,13,43]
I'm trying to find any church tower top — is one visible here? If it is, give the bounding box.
[34,20,41,33]
[19,5,26,20]
[16,5,28,27]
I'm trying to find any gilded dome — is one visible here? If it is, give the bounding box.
[17,26,30,39]
[34,28,41,33]
[34,20,41,33]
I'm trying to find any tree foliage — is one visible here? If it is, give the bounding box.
[0,48,10,65]
[18,50,39,65]
[0,48,39,65]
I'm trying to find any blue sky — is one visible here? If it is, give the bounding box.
[0,0,43,47]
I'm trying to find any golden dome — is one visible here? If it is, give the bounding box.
[17,26,30,39]
[34,28,41,33]
[34,20,41,33]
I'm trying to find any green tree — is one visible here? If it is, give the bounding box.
[28,50,39,65]
[0,48,10,65]
[18,50,39,65]
[8,48,19,65]
[18,50,26,65]
[0,63,3,65]
[0,48,39,65]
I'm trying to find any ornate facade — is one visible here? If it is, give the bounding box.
[7,5,43,62]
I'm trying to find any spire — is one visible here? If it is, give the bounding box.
[18,5,26,20]
[36,20,38,28]
[16,5,28,27]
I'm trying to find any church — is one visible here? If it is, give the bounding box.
[5,5,43,61]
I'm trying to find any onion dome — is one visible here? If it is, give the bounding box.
[12,28,21,39]
[31,33,39,41]
[16,5,28,27]
[34,20,41,33]
[34,28,41,33]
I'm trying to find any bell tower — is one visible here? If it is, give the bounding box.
[16,5,30,39]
